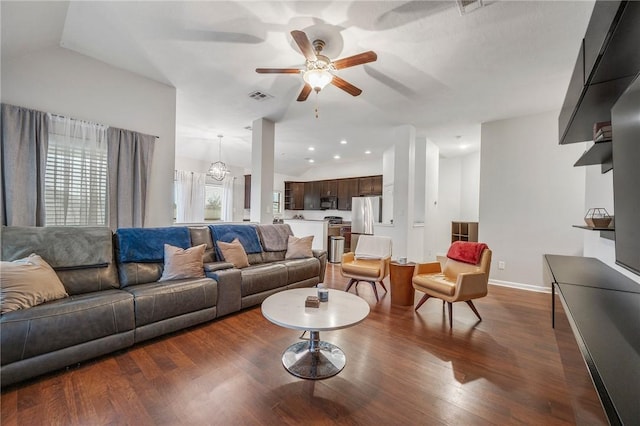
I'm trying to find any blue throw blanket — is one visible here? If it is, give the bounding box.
[209,224,263,259]
[116,227,191,263]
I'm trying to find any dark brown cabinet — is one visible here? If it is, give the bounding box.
[284,181,304,210]
[244,175,251,209]
[303,181,322,210]
[338,178,359,211]
[358,175,382,196]
[320,180,338,197]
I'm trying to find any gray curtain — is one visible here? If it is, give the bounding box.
[107,127,155,229]
[0,104,49,226]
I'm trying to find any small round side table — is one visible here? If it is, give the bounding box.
[389,261,416,306]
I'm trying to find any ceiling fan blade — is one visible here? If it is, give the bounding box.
[297,84,312,102]
[291,30,317,61]
[255,68,301,74]
[331,75,362,96]
[333,51,378,70]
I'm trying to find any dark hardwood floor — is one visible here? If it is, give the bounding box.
[1,264,607,425]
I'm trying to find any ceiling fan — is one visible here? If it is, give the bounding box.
[256,30,377,102]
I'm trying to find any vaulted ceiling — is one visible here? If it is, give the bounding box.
[1,1,595,175]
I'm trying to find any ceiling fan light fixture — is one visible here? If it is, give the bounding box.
[303,69,333,92]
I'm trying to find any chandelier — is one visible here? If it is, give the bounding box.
[207,134,229,181]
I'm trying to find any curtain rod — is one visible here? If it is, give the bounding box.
[48,112,159,139]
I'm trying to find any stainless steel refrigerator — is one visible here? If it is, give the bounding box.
[351,196,382,249]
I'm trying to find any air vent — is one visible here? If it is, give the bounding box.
[248,91,274,102]
[456,0,484,15]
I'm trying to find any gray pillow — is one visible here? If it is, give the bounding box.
[1,254,69,314]
[159,244,206,282]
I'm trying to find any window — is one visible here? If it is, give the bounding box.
[273,191,282,214]
[44,116,108,226]
[204,184,223,220]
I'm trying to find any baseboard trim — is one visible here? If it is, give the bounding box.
[489,279,551,294]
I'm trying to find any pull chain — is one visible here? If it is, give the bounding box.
[315,90,319,119]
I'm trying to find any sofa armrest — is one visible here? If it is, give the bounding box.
[414,261,442,276]
[204,261,235,273]
[206,268,242,317]
[455,272,488,299]
[312,249,327,283]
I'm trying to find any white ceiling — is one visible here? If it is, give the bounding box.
[1,1,595,176]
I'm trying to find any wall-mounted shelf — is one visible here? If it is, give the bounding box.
[573,140,613,173]
[572,225,615,241]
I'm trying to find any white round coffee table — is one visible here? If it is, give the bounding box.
[261,288,370,379]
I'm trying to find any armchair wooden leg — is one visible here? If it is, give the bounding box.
[369,281,380,301]
[465,300,482,321]
[415,294,430,311]
[378,281,388,293]
[345,279,357,293]
[447,302,453,328]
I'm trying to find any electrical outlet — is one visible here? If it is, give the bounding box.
[498,261,506,270]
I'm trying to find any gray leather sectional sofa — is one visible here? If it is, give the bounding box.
[0,223,326,387]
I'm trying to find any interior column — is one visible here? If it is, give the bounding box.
[250,118,275,224]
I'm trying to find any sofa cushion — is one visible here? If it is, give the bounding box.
[117,262,164,288]
[341,258,383,278]
[0,289,134,365]
[241,264,288,297]
[256,224,293,252]
[0,254,68,314]
[116,227,191,263]
[159,244,206,281]
[284,258,320,285]
[124,278,217,327]
[285,235,314,259]
[1,226,119,294]
[1,226,112,269]
[413,273,456,297]
[217,238,250,268]
[209,224,263,258]
[189,226,216,263]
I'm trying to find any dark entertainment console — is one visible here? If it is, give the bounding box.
[544,255,640,425]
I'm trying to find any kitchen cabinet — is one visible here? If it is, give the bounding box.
[358,175,383,196]
[320,180,338,197]
[338,178,359,211]
[244,175,251,209]
[304,181,322,210]
[284,181,304,210]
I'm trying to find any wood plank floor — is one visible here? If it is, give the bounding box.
[1,264,607,425]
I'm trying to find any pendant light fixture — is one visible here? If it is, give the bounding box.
[207,134,229,181]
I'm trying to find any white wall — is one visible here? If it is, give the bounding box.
[435,157,462,256]
[460,151,480,221]
[1,46,176,226]
[480,111,586,290]
[298,158,382,181]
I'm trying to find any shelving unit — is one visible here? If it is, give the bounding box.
[451,221,478,243]
[572,225,615,241]
[573,140,613,173]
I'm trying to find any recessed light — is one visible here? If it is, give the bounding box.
[365,150,372,154]
[340,139,347,145]
[334,155,341,159]
[459,144,469,150]
[308,147,315,151]
[308,159,315,163]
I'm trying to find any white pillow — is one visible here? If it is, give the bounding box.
[0,254,69,314]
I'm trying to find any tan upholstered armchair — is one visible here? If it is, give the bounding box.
[412,242,491,327]
[340,235,392,301]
